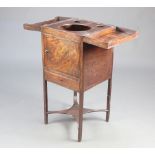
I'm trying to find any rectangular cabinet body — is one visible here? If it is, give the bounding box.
[42,32,113,91]
[26,16,137,92]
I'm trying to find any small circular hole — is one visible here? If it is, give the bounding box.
[74,20,80,23]
[96,24,105,28]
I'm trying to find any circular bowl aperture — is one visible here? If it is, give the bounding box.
[62,24,91,31]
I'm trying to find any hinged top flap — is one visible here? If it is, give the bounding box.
[24,16,138,49]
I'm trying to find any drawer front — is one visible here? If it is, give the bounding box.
[42,34,80,78]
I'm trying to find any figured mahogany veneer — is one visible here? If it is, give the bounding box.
[24,16,138,142]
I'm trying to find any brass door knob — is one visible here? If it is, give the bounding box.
[45,49,49,54]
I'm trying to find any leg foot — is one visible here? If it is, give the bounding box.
[78,91,84,142]
[43,79,48,124]
[106,78,112,122]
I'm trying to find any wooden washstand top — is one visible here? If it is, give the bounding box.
[24,16,138,49]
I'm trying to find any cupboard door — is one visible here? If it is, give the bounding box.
[43,34,80,78]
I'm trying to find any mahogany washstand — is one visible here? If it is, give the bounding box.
[24,16,138,142]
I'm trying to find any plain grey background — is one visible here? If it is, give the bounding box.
[0,8,155,147]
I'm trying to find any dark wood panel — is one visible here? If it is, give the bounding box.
[83,44,113,90]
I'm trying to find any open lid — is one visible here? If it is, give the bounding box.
[23,16,138,49]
